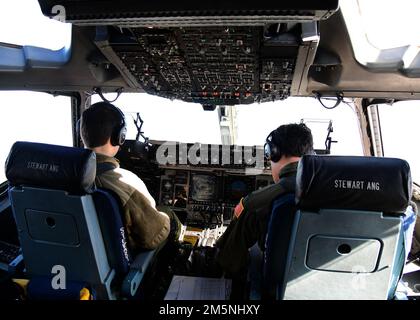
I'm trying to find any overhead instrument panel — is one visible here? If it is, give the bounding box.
[95,25,300,104]
[37,0,339,104]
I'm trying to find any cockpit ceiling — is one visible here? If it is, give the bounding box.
[37,0,339,26]
[1,1,420,101]
[35,0,338,105]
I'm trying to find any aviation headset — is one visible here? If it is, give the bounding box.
[77,102,127,147]
[264,124,315,162]
[264,129,282,163]
[106,103,127,146]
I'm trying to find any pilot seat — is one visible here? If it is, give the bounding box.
[5,141,156,300]
[261,155,414,300]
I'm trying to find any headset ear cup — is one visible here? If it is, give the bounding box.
[270,144,281,163]
[108,105,126,146]
[270,145,275,161]
[111,127,124,146]
[119,126,127,146]
[266,129,282,163]
[115,106,126,146]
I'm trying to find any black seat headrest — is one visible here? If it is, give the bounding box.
[5,142,96,194]
[296,155,412,213]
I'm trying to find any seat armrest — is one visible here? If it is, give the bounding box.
[130,249,156,273]
[7,254,24,275]
[121,250,156,297]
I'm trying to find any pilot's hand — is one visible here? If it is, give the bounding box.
[170,213,182,242]
[157,205,182,242]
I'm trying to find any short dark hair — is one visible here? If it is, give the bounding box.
[271,123,314,158]
[80,102,122,148]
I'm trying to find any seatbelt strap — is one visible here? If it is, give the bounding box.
[96,162,117,175]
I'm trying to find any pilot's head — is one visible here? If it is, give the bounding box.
[80,102,127,157]
[264,123,313,183]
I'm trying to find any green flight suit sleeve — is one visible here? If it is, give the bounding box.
[216,196,259,275]
[124,189,171,251]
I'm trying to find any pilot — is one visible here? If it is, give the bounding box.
[216,123,314,291]
[80,102,181,253]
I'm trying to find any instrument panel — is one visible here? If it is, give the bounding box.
[117,140,274,227]
[158,168,274,227]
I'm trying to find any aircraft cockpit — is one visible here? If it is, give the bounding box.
[0,0,419,303]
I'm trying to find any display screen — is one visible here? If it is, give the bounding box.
[190,174,218,202]
[225,176,255,202]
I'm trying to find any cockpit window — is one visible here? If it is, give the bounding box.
[0,0,71,50]
[234,97,363,156]
[341,0,420,71]
[0,91,72,183]
[92,93,363,156]
[91,93,223,145]
[378,100,420,184]
[92,93,221,144]
[350,0,420,50]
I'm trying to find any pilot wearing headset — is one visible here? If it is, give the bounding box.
[216,123,314,294]
[80,102,181,253]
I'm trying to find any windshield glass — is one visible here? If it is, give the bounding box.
[354,0,420,49]
[92,93,223,145]
[378,100,420,183]
[92,93,363,155]
[0,91,73,183]
[340,0,420,71]
[341,0,420,50]
[0,0,71,50]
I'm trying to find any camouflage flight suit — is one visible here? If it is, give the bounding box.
[216,161,298,276]
[94,153,181,254]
